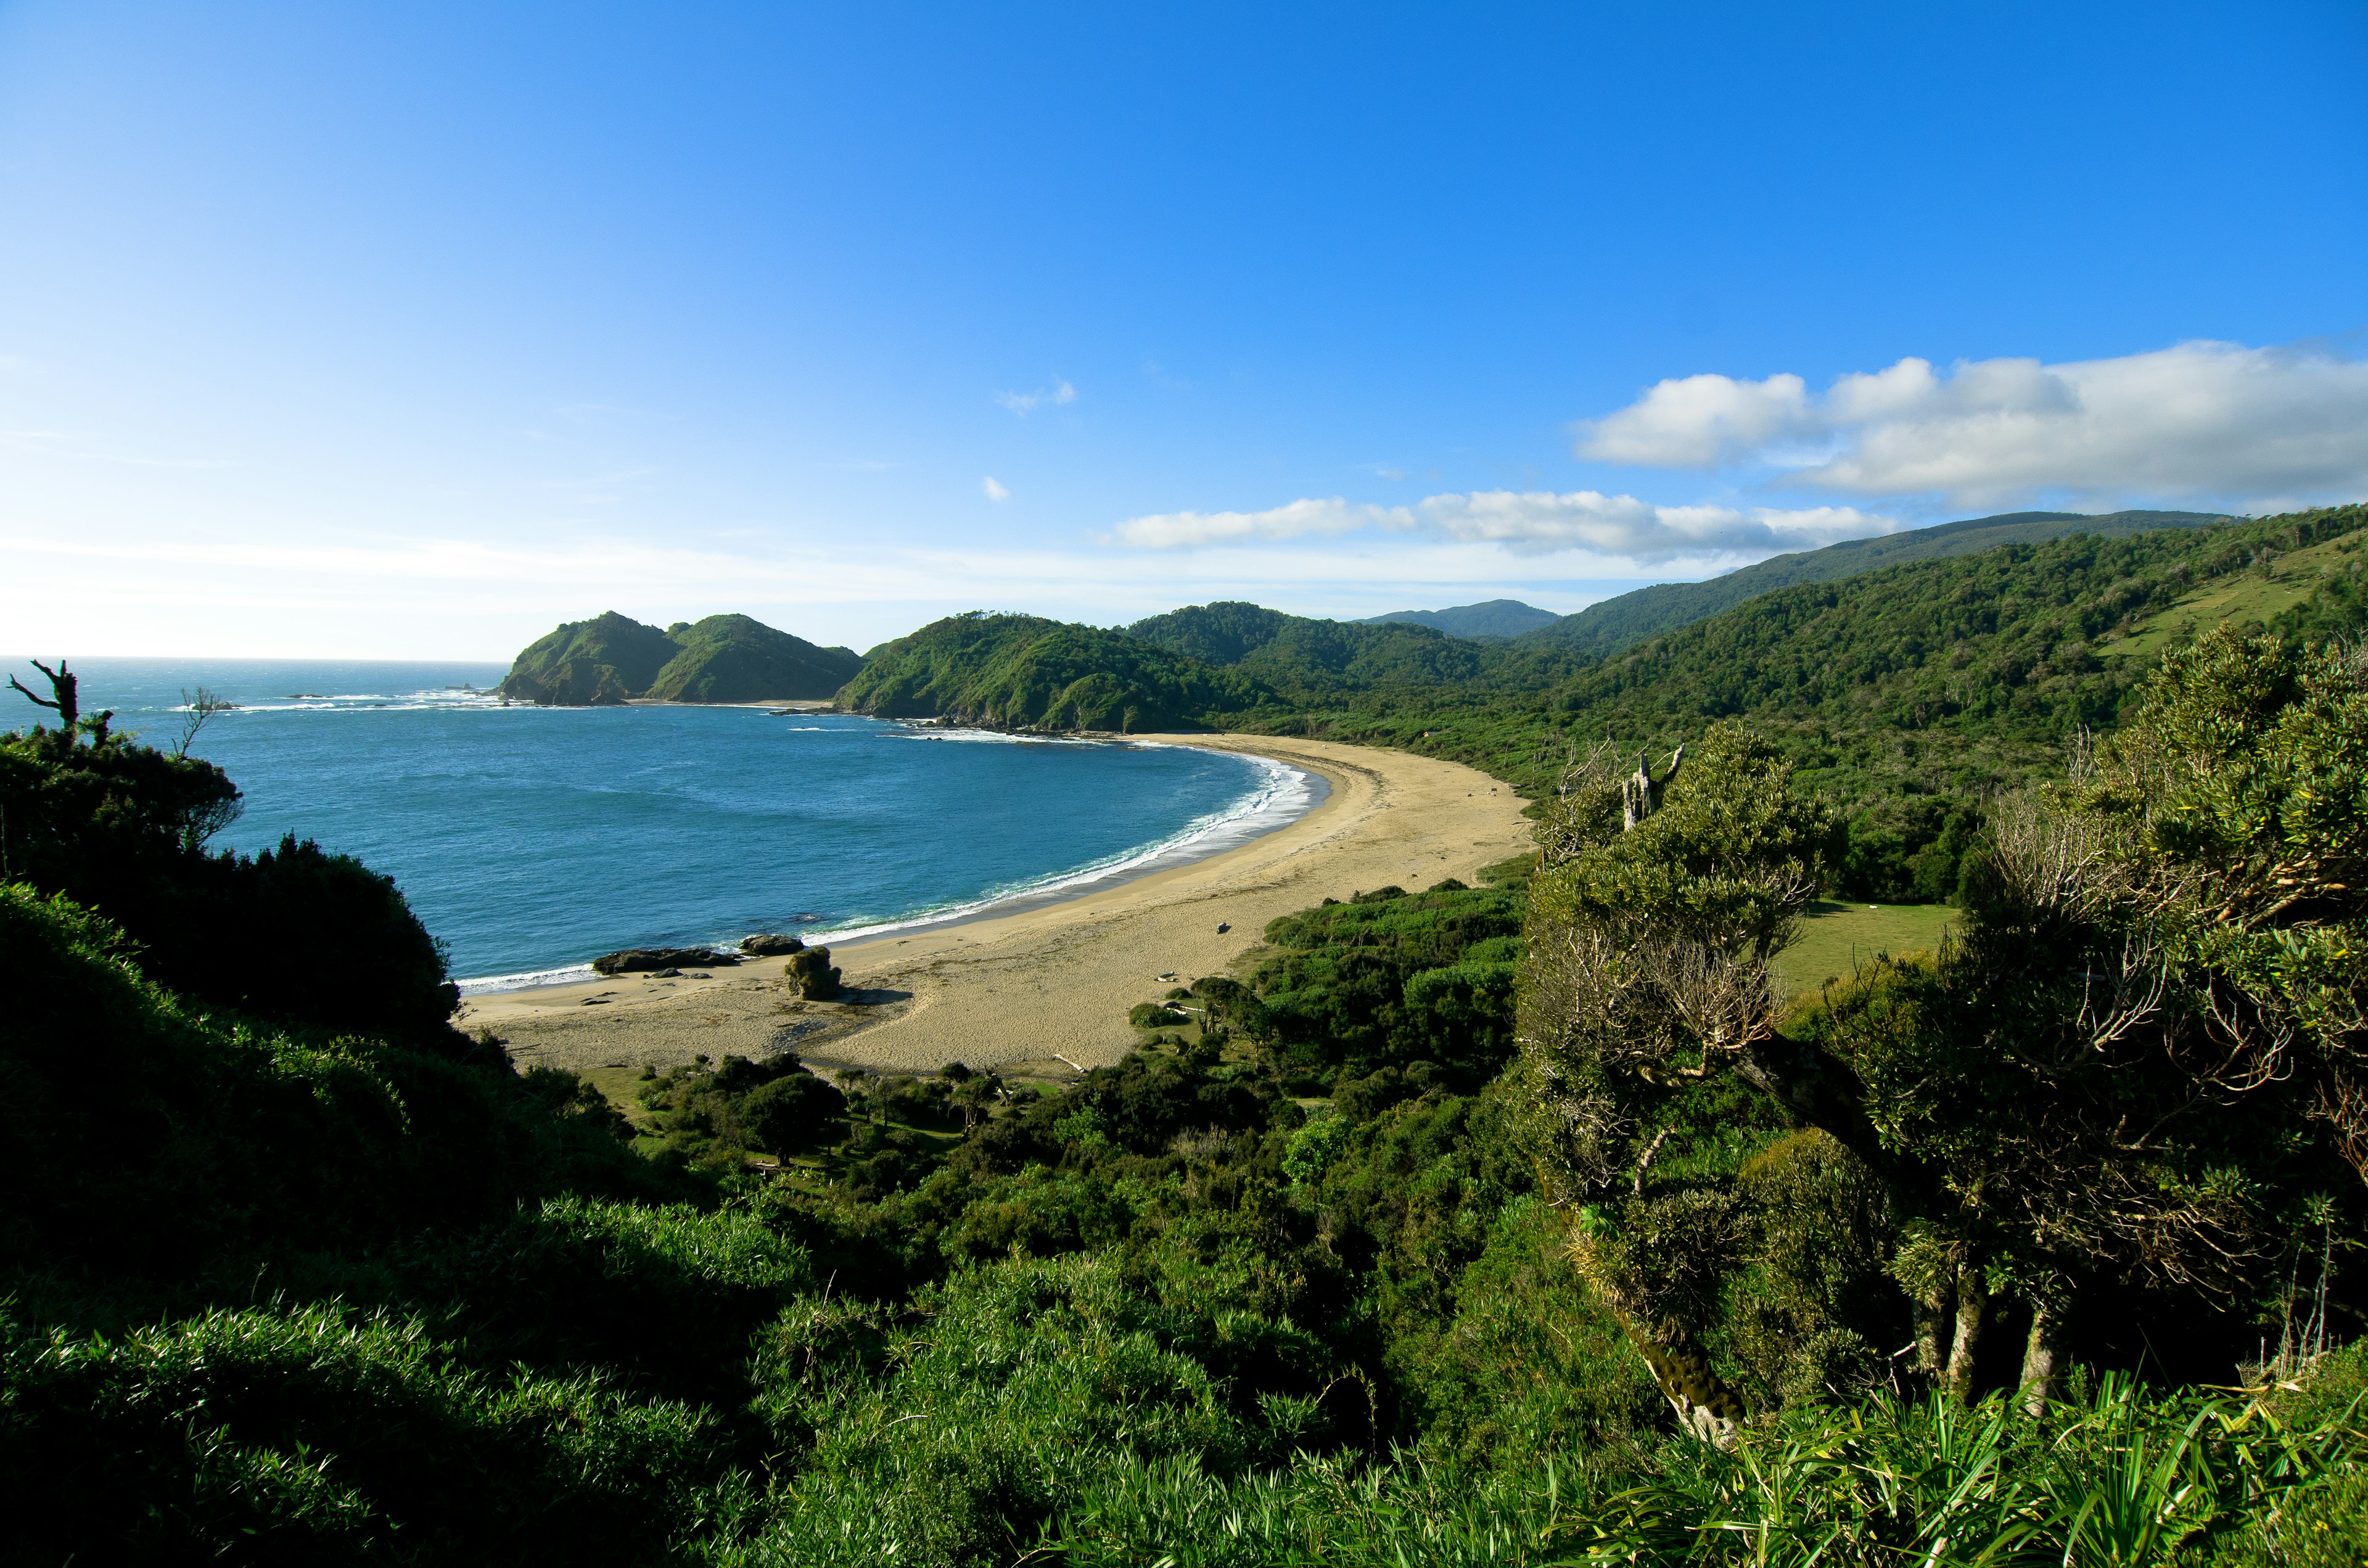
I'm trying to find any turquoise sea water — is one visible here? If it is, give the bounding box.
[33,659,1317,989]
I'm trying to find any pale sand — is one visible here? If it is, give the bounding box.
[459,736,1532,1079]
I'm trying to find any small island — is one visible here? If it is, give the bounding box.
[496,610,863,705]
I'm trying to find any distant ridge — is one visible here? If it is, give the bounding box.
[1360,599,1561,639]
[1516,509,2235,659]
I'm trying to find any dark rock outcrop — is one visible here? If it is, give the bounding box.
[739,933,807,956]
[787,946,842,1000]
[591,946,741,975]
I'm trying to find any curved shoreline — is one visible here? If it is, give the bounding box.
[453,730,1323,996]
[462,736,1534,1077]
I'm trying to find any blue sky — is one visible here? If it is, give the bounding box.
[2,1,2364,658]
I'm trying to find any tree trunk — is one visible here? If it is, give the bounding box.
[1624,1315,1746,1451]
[2018,1283,2069,1416]
[1910,1281,1952,1383]
[1944,1264,1988,1403]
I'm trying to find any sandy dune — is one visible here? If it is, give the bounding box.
[462,735,1532,1080]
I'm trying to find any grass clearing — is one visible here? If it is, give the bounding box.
[1776,900,1955,992]
[2111,530,2363,662]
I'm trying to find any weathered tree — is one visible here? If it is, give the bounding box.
[1518,630,2366,1435]
[1517,726,1841,1445]
[173,686,232,758]
[10,659,80,736]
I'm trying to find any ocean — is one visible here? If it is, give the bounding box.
[31,658,1320,991]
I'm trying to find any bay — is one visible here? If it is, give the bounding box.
[28,658,1314,988]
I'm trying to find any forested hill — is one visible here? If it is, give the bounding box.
[498,610,861,705]
[1235,505,2367,897]
[833,510,2361,799]
[1124,601,1505,694]
[1517,507,2233,660]
[1361,597,1561,638]
[837,612,1270,730]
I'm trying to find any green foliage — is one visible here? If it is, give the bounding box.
[0,725,462,1040]
[634,1052,847,1167]
[839,611,1270,731]
[642,612,864,702]
[1128,601,1498,695]
[1,1297,726,1564]
[1365,597,1562,639]
[497,609,860,705]
[1281,1109,1350,1186]
[18,609,2368,1560]
[495,608,682,704]
[0,884,649,1277]
[1240,505,2368,892]
[1246,875,1527,1093]
[1518,506,2231,660]
[1035,1373,2368,1568]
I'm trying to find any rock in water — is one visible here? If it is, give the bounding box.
[592,946,742,975]
[740,933,807,956]
[788,946,842,1000]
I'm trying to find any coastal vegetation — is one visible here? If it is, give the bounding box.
[836,611,1270,731]
[1515,507,2231,660]
[497,610,861,705]
[10,504,2364,1562]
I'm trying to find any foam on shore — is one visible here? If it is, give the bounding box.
[454,737,1322,996]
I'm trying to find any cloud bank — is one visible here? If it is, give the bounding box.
[1574,340,2368,507]
[1113,491,1886,560]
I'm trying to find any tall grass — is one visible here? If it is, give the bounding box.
[1026,1374,2366,1568]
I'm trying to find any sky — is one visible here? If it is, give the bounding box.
[2,0,2364,659]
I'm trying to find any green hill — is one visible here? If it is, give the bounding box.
[643,613,863,702]
[1125,601,1500,694]
[1361,597,1561,638]
[498,611,860,705]
[838,612,1270,731]
[1518,508,2233,660]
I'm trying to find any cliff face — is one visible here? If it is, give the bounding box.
[497,612,861,706]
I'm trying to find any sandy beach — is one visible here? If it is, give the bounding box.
[461,734,1532,1080]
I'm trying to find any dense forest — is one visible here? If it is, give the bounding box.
[1515,507,2230,660]
[7,506,2365,1563]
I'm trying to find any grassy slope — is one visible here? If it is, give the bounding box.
[1772,901,1956,992]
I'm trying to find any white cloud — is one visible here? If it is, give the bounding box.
[1574,340,2368,507]
[982,475,1010,501]
[1111,489,1888,561]
[995,379,1077,414]
[1111,496,1418,549]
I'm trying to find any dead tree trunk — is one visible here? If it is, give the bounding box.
[1621,745,1685,831]
[9,659,78,736]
